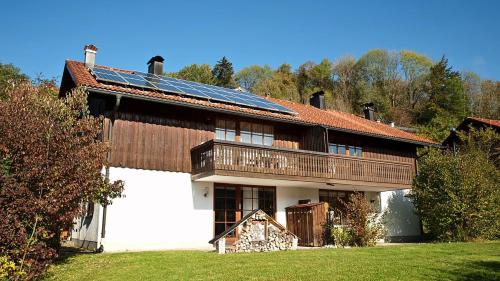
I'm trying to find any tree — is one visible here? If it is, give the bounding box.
[410,129,500,241]
[416,57,467,141]
[212,57,237,88]
[296,61,316,104]
[235,65,273,91]
[169,64,215,85]
[399,50,432,110]
[418,57,467,122]
[461,71,481,114]
[354,50,401,121]
[0,83,124,279]
[253,70,300,101]
[332,56,357,112]
[0,63,28,100]
[477,80,500,119]
[295,59,334,105]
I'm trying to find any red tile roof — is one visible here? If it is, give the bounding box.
[466,117,500,128]
[64,60,437,146]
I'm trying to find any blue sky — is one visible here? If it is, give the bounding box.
[1,0,499,82]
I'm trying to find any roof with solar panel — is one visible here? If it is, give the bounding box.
[87,55,295,115]
[60,45,437,146]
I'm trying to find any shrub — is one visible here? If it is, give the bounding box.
[0,83,124,280]
[331,226,350,247]
[343,192,384,247]
[410,129,500,241]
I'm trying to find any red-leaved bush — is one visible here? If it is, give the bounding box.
[0,82,123,280]
[343,192,383,247]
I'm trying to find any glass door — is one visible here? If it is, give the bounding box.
[214,186,240,238]
[214,185,276,240]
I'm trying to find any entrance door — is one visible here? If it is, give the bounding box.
[214,184,276,241]
[214,186,240,243]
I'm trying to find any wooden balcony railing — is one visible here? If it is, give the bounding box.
[191,140,415,187]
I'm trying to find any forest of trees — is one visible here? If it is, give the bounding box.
[167,50,499,142]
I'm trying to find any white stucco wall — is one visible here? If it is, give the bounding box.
[276,186,319,227]
[102,167,213,252]
[95,168,420,251]
[70,202,101,248]
[380,189,421,239]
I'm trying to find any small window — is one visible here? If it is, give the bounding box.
[330,143,361,157]
[240,122,273,146]
[329,143,337,154]
[252,123,263,145]
[338,145,346,155]
[349,146,363,157]
[215,119,236,141]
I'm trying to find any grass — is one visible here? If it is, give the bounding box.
[45,241,500,281]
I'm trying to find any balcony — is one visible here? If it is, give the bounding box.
[191,140,415,189]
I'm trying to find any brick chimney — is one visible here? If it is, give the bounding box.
[84,44,98,69]
[147,56,164,75]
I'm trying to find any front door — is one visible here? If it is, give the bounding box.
[214,185,240,244]
[214,184,276,243]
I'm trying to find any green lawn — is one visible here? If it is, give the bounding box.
[45,241,500,281]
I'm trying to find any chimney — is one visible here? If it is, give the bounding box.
[84,44,98,68]
[363,102,375,121]
[147,56,164,75]
[309,91,325,110]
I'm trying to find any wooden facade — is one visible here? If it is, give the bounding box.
[91,93,419,188]
[285,203,329,247]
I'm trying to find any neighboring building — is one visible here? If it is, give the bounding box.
[60,45,437,252]
[443,117,500,148]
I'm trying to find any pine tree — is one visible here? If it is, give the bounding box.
[212,57,237,88]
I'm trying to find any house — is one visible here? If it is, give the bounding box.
[443,117,500,148]
[60,45,437,252]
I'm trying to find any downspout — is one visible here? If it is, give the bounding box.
[100,94,121,247]
[323,126,329,153]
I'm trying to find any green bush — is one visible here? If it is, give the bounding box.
[0,256,24,280]
[331,226,350,247]
[410,129,500,241]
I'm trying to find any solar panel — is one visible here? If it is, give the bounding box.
[90,67,295,115]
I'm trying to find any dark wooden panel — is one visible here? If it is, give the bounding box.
[328,130,417,166]
[274,126,302,149]
[303,126,327,152]
[109,112,214,172]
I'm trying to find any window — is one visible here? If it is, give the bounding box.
[328,143,337,154]
[319,189,359,225]
[241,122,273,146]
[215,119,236,141]
[214,185,276,238]
[329,143,362,157]
[241,187,275,218]
[329,143,347,155]
[214,186,237,237]
[349,146,363,157]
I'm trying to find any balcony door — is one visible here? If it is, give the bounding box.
[214,184,276,241]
